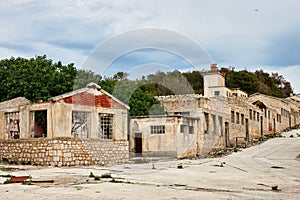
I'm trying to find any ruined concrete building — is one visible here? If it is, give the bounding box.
[0,83,129,166]
[130,64,300,158]
[1,65,300,165]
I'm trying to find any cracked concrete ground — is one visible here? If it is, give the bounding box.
[1,129,300,200]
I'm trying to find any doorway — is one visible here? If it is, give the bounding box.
[134,133,142,153]
[260,116,263,136]
[30,110,47,138]
[225,122,229,147]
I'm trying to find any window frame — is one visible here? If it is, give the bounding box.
[98,113,114,139]
[150,125,165,134]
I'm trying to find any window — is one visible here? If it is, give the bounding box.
[265,109,267,118]
[277,114,281,123]
[98,113,113,139]
[72,111,90,139]
[5,112,20,139]
[180,125,186,133]
[214,91,220,97]
[151,125,165,134]
[189,126,194,134]
[204,112,209,133]
[212,115,216,133]
[218,116,223,136]
[241,114,244,125]
[249,109,252,120]
[236,112,240,124]
[268,110,270,119]
[257,112,259,122]
[231,111,235,123]
[253,111,256,121]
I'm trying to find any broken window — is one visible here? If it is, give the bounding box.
[241,114,245,125]
[212,114,216,133]
[214,91,220,97]
[277,114,281,123]
[218,116,223,136]
[150,125,165,134]
[180,125,186,133]
[72,111,90,139]
[30,110,47,138]
[236,112,240,124]
[5,112,20,139]
[204,112,209,133]
[189,126,194,134]
[231,111,235,123]
[98,113,113,139]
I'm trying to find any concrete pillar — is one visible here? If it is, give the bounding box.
[0,111,5,140]
[52,102,72,138]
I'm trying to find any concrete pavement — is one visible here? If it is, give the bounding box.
[1,129,300,199]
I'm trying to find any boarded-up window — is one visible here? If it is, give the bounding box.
[98,113,113,139]
[72,111,90,139]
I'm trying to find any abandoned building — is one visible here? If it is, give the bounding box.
[0,83,129,166]
[130,64,300,158]
[1,65,300,165]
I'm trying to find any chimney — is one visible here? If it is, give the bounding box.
[210,63,218,72]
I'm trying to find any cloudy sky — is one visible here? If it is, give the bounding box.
[1,0,300,93]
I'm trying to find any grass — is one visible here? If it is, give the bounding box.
[0,167,20,171]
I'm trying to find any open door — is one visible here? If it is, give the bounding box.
[134,133,142,154]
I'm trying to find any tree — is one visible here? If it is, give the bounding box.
[0,55,77,102]
[73,69,102,90]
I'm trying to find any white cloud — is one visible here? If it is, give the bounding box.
[0,0,300,92]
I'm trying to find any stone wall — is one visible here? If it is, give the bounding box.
[0,138,129,166]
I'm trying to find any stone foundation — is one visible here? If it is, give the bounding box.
[0,138,129,166]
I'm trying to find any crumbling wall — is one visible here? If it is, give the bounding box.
[0,139,128,166]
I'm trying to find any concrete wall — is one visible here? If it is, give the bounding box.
[0,138,129,166]
[248,94,299,133]
[130,116,201,158]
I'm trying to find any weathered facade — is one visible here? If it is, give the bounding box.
[130,64,300,158]
[0,83,129,166]
[130,115,200,158]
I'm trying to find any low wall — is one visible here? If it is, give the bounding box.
[0,138,129,166]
